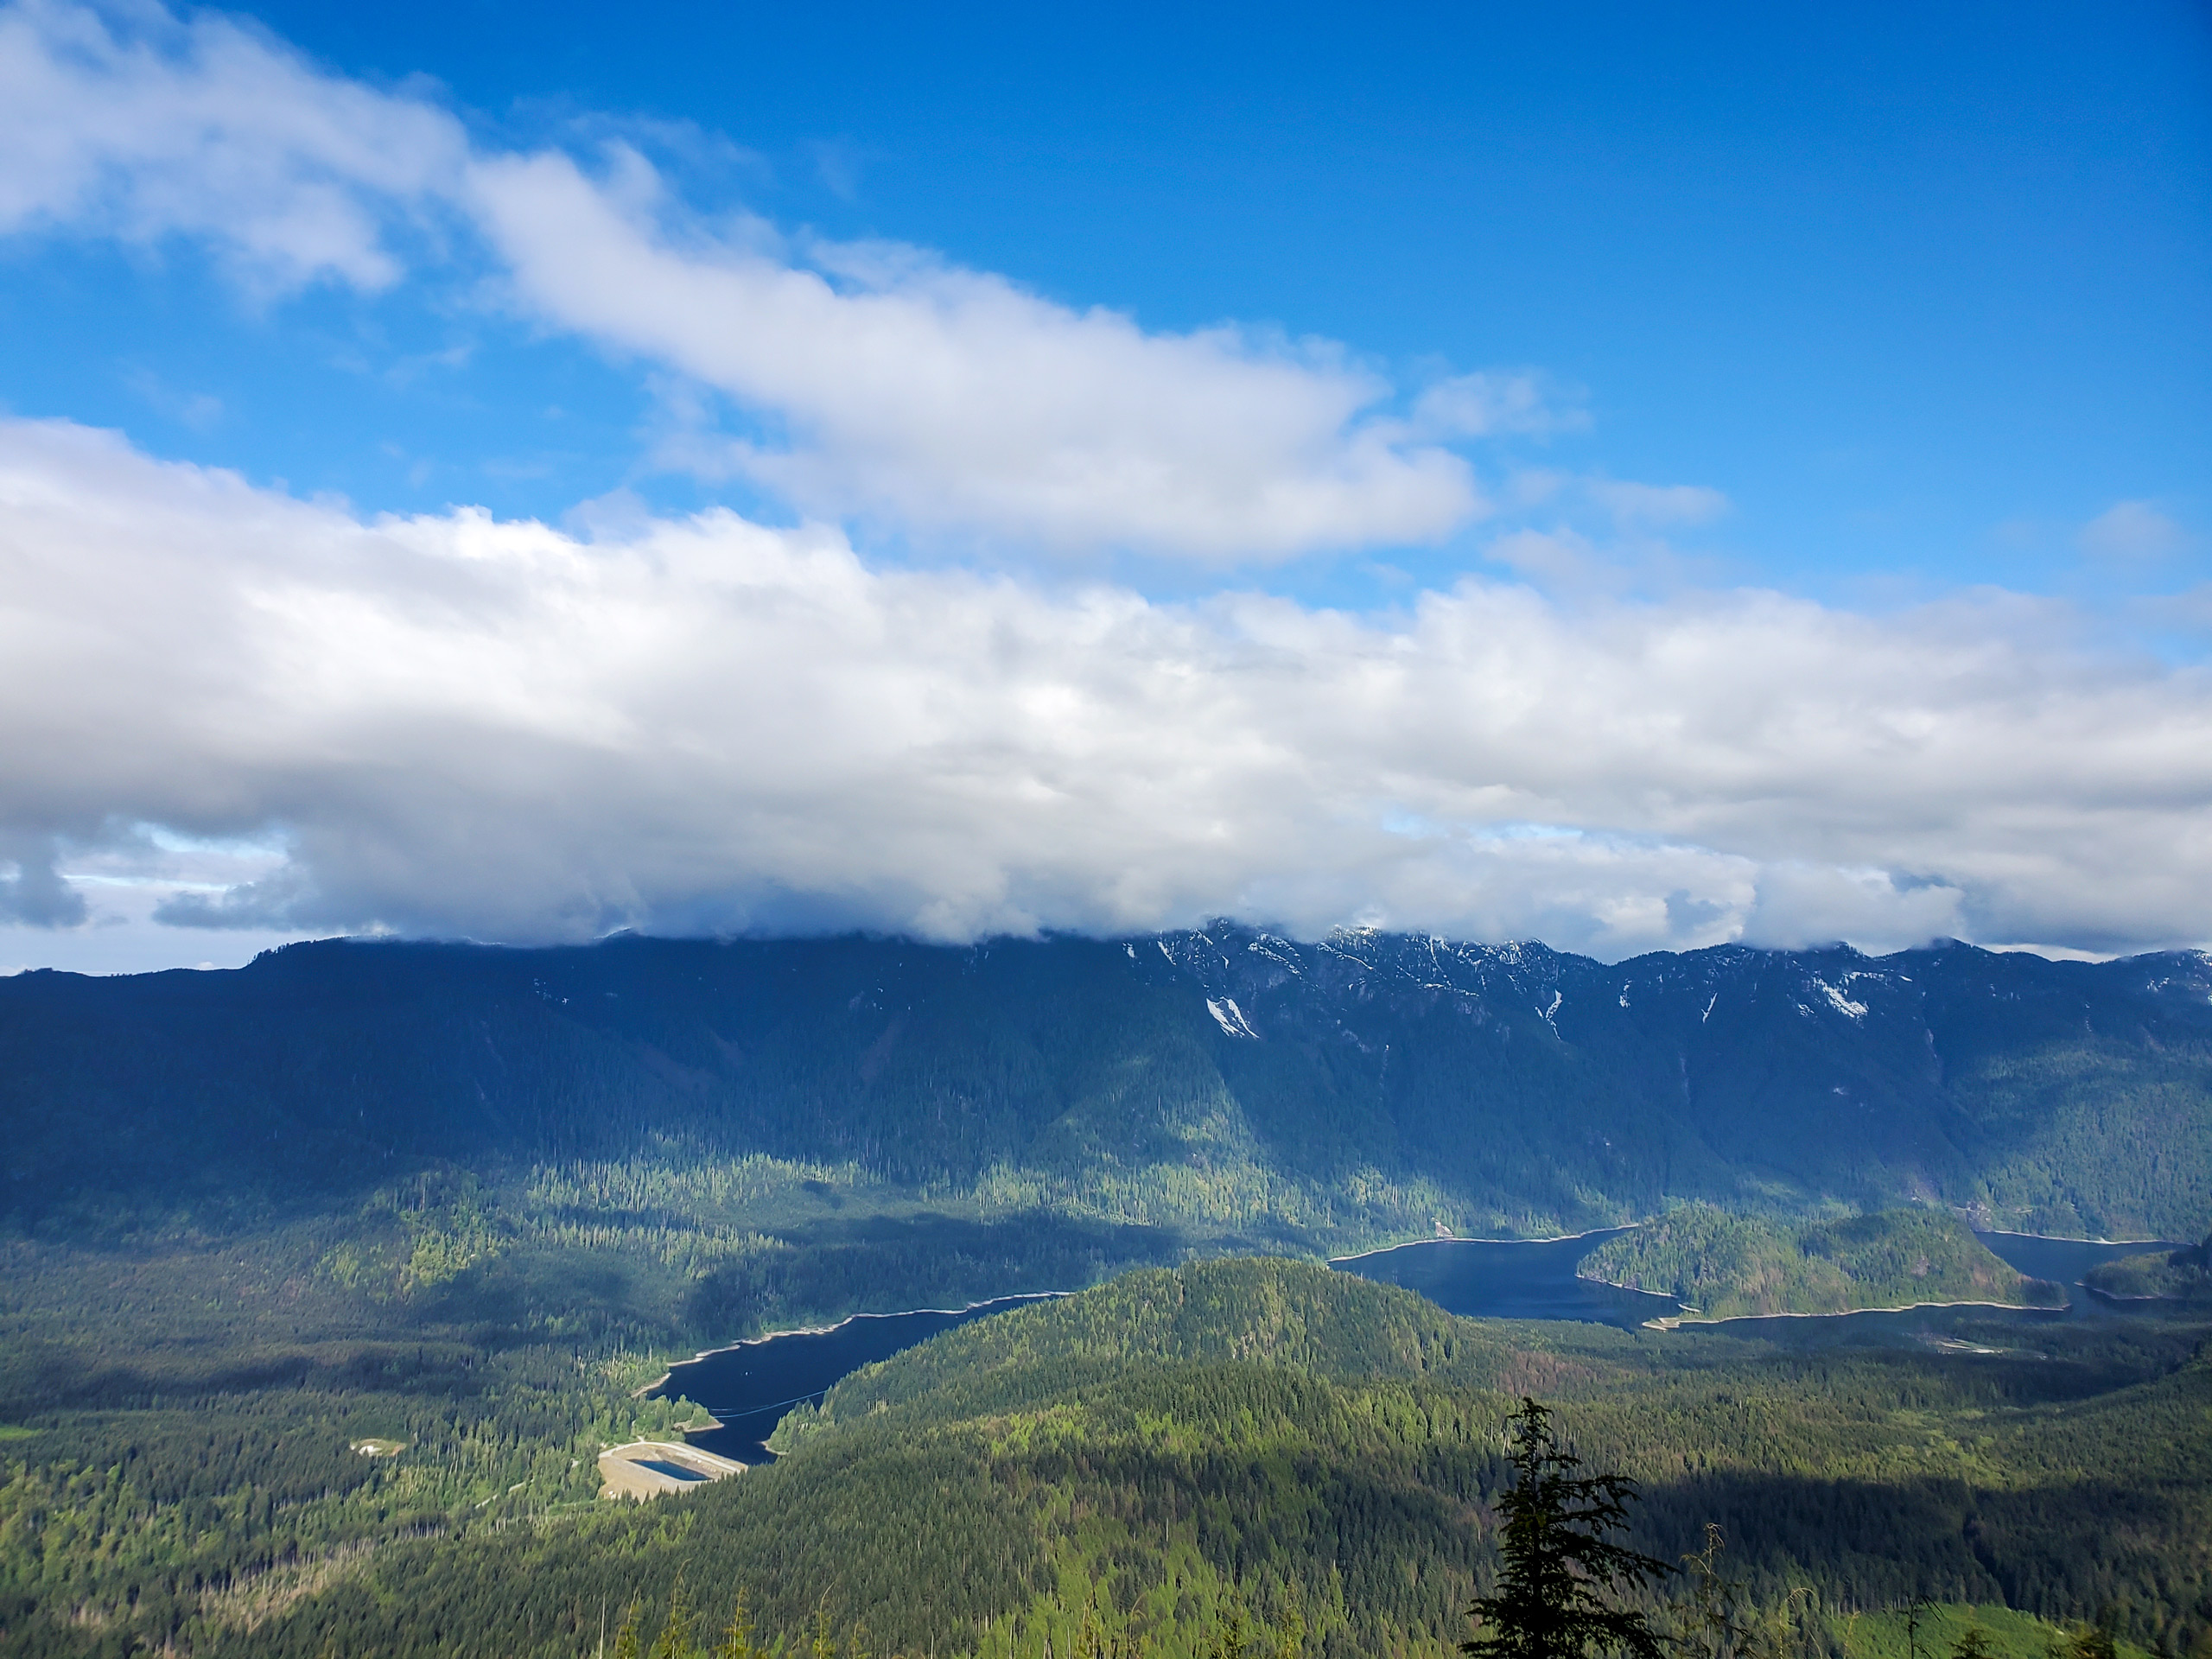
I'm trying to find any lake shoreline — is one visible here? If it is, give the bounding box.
[1329,1224,1630,1263]
[1331,1221,2180,1271]
[637,1291,1070,1396]
[1632,1294,2066,1332]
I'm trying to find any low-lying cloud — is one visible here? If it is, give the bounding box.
[2,1,2204,967]
[3,417,2207,960]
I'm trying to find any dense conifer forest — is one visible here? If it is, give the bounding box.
[1575,1208,2063,1319]
[2,1257,2205,1659]
[3,931,2209,1657]
[2084,1236,2212,1306]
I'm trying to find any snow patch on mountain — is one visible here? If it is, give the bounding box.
[1206,996,1260,1039]
[1815,978,1869,1020]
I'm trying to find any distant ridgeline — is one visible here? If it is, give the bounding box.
[1576,1205,2066,1319]
[3,927,2209,1244]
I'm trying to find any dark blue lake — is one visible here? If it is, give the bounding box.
[1973,1231,2186,1296]
[1338,1229,2193,1349]
[658,1230,2192,1464]
[652,1294,1063,1464]
[1331,1229,1682,1325]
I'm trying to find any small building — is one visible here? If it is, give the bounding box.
[597,1440,747,1500]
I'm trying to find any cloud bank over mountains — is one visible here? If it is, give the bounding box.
[0,0,2205,964]
[3,418,2207,961]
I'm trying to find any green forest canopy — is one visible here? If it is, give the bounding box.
[4,1257,2186,1659]
[1574,1207,2064,1319]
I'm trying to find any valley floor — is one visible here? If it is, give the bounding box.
[2,1237,2205,1659]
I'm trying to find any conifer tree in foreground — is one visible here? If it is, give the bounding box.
[1463,1398,1671,1659]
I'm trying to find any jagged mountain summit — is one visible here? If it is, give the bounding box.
[3,925,2208,1243]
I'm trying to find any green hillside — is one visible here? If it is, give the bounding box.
[4,933,2212,1658]
[14,1257,2185,1659]
[773,1255,1514,1426]
[2084,1235,2212,1306]
[1576,1205,2062,1319]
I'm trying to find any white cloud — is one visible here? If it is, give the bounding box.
[0,0,1496,560]
[1483,527,1599,586]
[0,4,2191,970]
[0,0,465,288]
[462,149,1484,559]
[1589,479,1731,529]
[2,418,2208,964]
[2079,499,2189,562]
[1409,372,1587,439]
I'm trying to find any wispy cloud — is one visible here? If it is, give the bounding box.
[1408,372,1587,440]
[462,148,1482,559]
[0,0,465,289]
[123,367,222,431]
[2,417,2206,958]
[1589,479,1731,530]
[0,0,1521,561]
[2079,499,2190,563]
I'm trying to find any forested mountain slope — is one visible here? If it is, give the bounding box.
[1576,1205,2063,1319]
[5,927,2209,1243]
[200,1259,2212,1659]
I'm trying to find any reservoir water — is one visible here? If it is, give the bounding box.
[1971,1231,2185,1294]
[658,1230,2190,1464]
[1339,1229,2192,1348]
[652,1293,1063,1465]
[1331,1229,1682,1325]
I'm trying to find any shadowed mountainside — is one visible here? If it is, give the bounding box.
[3,926,2209,1243]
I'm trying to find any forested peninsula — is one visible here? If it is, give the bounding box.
[1574,1205,2063,1320]
[2085,1234,2212,1306]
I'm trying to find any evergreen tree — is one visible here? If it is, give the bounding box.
[614,1599,646,1659]
[1211,1596,1249,1659]
[650,1575,697,1659]
[1463,1398,1671,1659]
[1675,1524,1765,1659]
[716,1587,760,1659]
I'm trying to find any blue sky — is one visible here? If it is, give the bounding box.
[0,0,2207,970]
[8,1,2206,601]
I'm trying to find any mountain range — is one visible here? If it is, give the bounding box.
[6,925,2207,1245]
